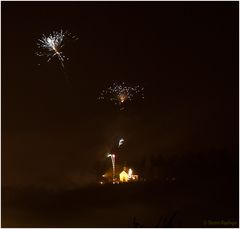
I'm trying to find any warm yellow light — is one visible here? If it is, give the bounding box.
[119,171,129,182]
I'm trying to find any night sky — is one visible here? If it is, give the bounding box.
[2,1,238,189]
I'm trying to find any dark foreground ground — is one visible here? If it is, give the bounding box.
[2,176,239,228]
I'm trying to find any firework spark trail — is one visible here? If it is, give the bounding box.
[98,82,144,108]
[118,138,124,147]
[108,154,116,184]
[36,30,78,82]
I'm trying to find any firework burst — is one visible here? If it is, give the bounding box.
[36,30,78,68]
[98,82,144,109]
[118,138,124,147]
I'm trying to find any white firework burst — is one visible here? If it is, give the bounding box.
[36,30,78,68]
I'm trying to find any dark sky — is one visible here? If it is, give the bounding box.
[2,2,238,188]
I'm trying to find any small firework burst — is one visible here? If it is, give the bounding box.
[98,82,144,108]
[36,30,78,68]
[118,138,124,147]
